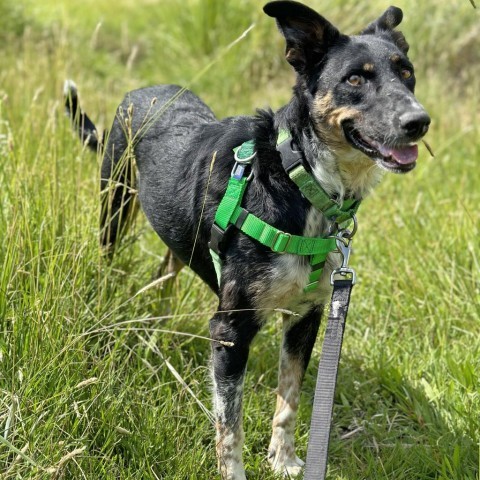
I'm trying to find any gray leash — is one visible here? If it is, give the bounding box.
[304,234,356,480]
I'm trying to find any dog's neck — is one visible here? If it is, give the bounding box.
[301,126,385,202]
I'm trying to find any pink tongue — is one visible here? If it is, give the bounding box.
[378,144,418,165]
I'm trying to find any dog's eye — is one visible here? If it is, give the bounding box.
[401,68,413,80]
[346,75,365,86]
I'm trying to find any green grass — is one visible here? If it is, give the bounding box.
[0,0,479,478]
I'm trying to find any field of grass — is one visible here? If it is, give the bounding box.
[0,0,479,478]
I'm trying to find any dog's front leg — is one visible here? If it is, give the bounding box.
[209,302,260,480]
[268,307,322,477]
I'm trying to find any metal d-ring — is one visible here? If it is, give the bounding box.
[341,214,358,239]
[234,150,256,164]
[327,214,358,239]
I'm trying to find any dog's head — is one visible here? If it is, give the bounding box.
[264,1,430,173]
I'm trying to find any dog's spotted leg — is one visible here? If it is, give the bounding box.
[268,307,322,477]
[209,296,260,480]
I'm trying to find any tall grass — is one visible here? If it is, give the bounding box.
[0,0,479,478]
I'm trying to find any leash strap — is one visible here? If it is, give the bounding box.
[304,278,354,480]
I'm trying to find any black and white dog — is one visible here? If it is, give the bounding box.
[65,1,430,478]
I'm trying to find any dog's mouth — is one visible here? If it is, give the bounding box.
[342,122,418,173]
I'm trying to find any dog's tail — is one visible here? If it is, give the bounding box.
[64,79,104,152]
[64,80,137,253]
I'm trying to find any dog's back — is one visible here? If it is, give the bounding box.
[100,84,260,290]
[99,85,216,256]
[109,85,216,160]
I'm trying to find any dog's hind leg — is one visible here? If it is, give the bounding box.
[268,307,322,477]
[209,288,261,480]
[100,116,139,252]
[155,249,184,299]
[157,249,184,279]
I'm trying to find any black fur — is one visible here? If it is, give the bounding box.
[65,2,430,477]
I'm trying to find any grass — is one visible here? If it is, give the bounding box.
[0,0,479,478]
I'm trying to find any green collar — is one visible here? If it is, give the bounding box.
[276,129,360,226]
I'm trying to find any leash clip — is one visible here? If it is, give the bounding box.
[330,233,356,285]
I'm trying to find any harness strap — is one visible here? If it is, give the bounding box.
[304,278,354,480]
[212,176,336,256]
[289,165,360,224]
[277,130,360,225]
[209,130,360,291]
[214,176,249,230]
[231,205,336,256]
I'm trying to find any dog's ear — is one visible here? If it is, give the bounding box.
[361,6,409,53]
[263,1,343,75]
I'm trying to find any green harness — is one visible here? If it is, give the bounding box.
[209,130,361,293]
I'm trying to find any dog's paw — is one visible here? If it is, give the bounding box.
[281,456,305,477]
[268,447,304,477]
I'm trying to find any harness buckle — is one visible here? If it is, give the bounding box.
[271,231,292,254]
[277,137,305,173]
[330,267,356,285]
[208,223,232,257]
[231,163,246,180]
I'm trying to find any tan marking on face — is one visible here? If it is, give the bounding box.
[363,63,375,72]
[390,53,401,63]
[312,91,362,151]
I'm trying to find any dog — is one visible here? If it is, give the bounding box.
[65,1,430,478]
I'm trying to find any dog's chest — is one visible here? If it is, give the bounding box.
[253,208,341,317]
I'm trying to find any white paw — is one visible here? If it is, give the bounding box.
[282,456,305,477]
[268,448,305,477]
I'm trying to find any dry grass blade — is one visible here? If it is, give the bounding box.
[189,150,217,268]
[1,443,30,477]
[274,308,300,317]
[74,377,98,389]
[134,272,176,296]
[47,446,87,478]
[422,139,435,158]
[162,356,215,425]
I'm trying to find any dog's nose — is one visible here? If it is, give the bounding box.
[399,111,431,139]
